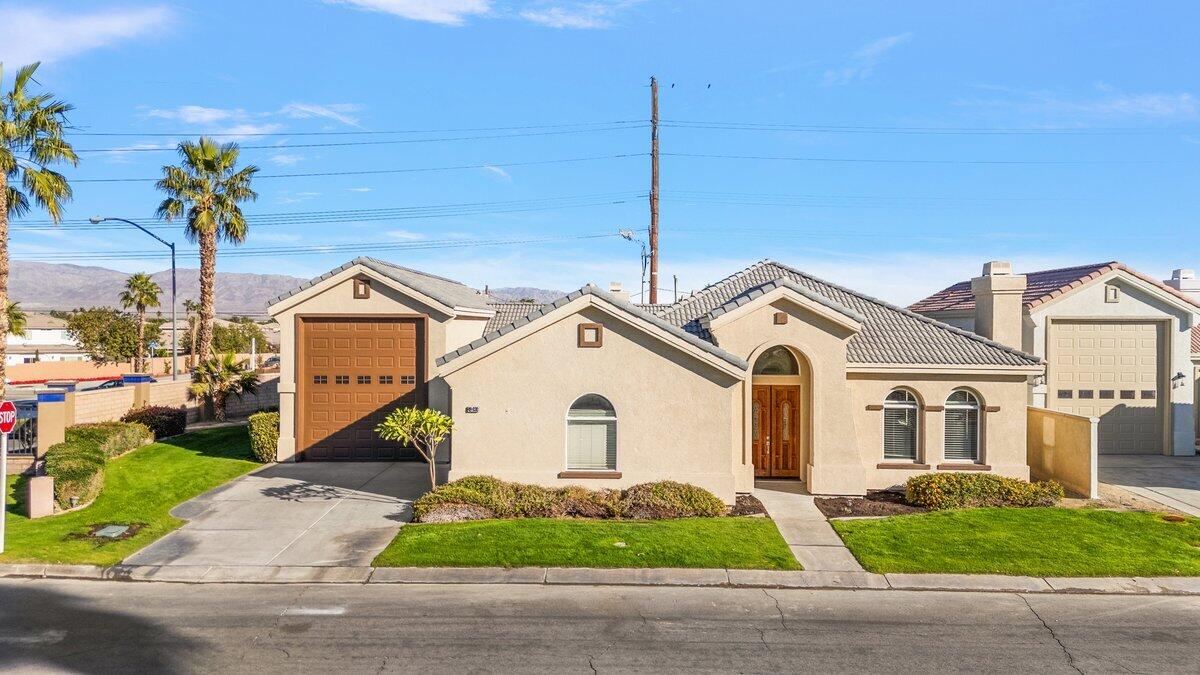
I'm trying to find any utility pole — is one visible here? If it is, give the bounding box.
[649,76,660,304]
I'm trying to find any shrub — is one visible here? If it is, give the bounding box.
[42,421,150,510]
[121,405,187,439]
[413,484,499,521]
[553,485,623,519]
[905,473,1064,510]
[248,411,280,463]
[619,481,727,519]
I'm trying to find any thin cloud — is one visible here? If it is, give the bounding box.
[323,0,492,26]
[823,32,913,86]
[956,85,1199,120]
[147,105,242,124]
[482,165,512,181]
[346,187,373,192]
[0,5,173,65]
[386,229,426,241]
[268,153,305,166]
[519,1,642,29]
[279,102,365,128]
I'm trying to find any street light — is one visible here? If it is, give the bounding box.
[89,216,178,380]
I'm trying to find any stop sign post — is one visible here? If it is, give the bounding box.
[0,400,15,554]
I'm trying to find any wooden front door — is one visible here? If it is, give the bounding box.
[752,384,801,477]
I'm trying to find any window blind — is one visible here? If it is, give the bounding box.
[944,408,979,461]
[567,420,616,470]
[883,407,917,460]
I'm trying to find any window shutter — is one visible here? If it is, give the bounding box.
[883,407,917,460]
[944,408,978,461]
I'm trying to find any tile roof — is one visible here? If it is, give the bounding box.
[22,313,67,330]
[654,260,1041,367]
[1193,325,1200,355]
[909,261,1200,314]
[485,301,544,333]
[268,256,492,312]
[698,277,866,328]
[439,284,750,371]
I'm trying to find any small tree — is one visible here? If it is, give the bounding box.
[119,272,162,372]
[376,407,453,489]
[5,300,26,337]
[189,353,258,421]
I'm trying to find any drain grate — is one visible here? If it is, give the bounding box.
[94,525,130,539]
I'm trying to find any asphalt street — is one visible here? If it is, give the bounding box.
[0,579,1197,673]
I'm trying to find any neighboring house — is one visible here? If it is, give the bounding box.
[268,257,1043,501]
[912,262,1200,457]
[5,312,87,366]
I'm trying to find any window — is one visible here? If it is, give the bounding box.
[335,375,349,385]
[1079,390,1095,399]
[883,389,919,461]
[753,346,799,375]
[353,277,371,299]
[379,375,394,385]
[1120,390,1135,400]
[1057,390,1073,399]
[566,394,616,471]
[577,323,603,348]
[944,390,980,462]
[400,375,416,385]
[313,375,328,385]
[1099,390,1115,400]
[357,375,372,385]
[1141,390,1156,400]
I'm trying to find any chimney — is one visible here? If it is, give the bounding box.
[608,281,630,303]
[1164,268,1200,298]
[970,261,1027,350]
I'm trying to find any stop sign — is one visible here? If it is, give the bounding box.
[0,401,16,434]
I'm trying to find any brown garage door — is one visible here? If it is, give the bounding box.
[297,317,425,460]
[1048,320,1163,454]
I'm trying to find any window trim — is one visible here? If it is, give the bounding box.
[577,323,603,348]
[943,388,982,464]
[564,394,618,472]
[881,388,921,462]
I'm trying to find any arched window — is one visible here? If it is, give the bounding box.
[753,346,799,375]
[566,394,617,471]
[883,389,919,461]
[944,390,980,462]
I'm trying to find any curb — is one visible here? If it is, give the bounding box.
[2,564,1198,595]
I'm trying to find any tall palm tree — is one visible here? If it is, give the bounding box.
[155,137,258,363]
[5,300,26,337]
[0,62,77,396]
[189,353,258,422]
[119,273,162,372]
[183,298,199,368]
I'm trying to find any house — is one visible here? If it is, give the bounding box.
[911,262,1199,457]
[268,257,1043,501]
[5,312,87,366]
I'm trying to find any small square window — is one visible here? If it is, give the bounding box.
[335,375,349,385]
[1099,390,1115,400]
[353,277,371,299]
[357,375,371,385]
[313,375,328,385]
[1120,390,1135,400]
[1079,390,1095,399]
[380,375,394,385]
[1141,390,1156,400]
[1104,285,1120,303]
[577,322,603,348]
[1057,390,1073,399]
[400,375,416,385]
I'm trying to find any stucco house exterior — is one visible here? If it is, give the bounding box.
[912,262,1200,457]
[268,257,1043,501]
[5,312,87,366]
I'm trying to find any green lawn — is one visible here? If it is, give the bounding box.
[832,507,1200,577]
[374,516,801,570]
[3,426,258,566]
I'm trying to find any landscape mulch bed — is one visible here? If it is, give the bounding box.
[730,494,767,517]
[815,491,928,518]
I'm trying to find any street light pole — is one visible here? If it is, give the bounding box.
[90,216,178,380]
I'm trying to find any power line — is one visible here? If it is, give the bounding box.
[664,152,1182,165]
[74,124,649,154]
[69,153,648,183]
[67,120,647,137]
[662,120,1187,135]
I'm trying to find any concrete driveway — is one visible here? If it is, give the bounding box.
[125,462,444,567]
[1099,454,1200,516]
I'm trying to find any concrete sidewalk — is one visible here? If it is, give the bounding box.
[753,479,865,572]
[2,563,1198,595]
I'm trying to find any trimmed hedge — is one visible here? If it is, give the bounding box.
[248,411,280,463]
[905,473,1065,510]
[412,476,724,523]
[121,405,187,439]
[43,422,152,510]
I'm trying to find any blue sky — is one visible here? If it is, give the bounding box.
[2,0,1198,311]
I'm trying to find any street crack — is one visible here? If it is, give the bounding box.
[1019,594,1084,675]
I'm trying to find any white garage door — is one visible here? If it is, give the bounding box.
[1048,320,1163,454]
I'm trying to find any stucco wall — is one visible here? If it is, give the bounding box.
[1028,274,1196,456]
[443,304,744,502]
[1027,406,1098,498]
[270,267,484,461]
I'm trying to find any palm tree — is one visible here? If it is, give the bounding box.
[119,273,162,372]
[189,353,258,422]
[5,301,26,337]
[155,137,258,363]
[0,62,77,397]
[182,298,199,368]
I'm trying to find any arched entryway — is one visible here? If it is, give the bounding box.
[750,345,810,478]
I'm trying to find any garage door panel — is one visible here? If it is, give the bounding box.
[1049,320,1163,455]
[298,317,426,461]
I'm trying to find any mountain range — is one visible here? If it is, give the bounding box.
[8,261,564,315]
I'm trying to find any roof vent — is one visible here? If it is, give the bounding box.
[608,281,630,302]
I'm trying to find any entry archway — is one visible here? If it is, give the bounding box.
[750,345,810,478]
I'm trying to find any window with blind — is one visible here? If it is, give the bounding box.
[566,394,617,471]
[944,390,980,462]
[883,389,919,461]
